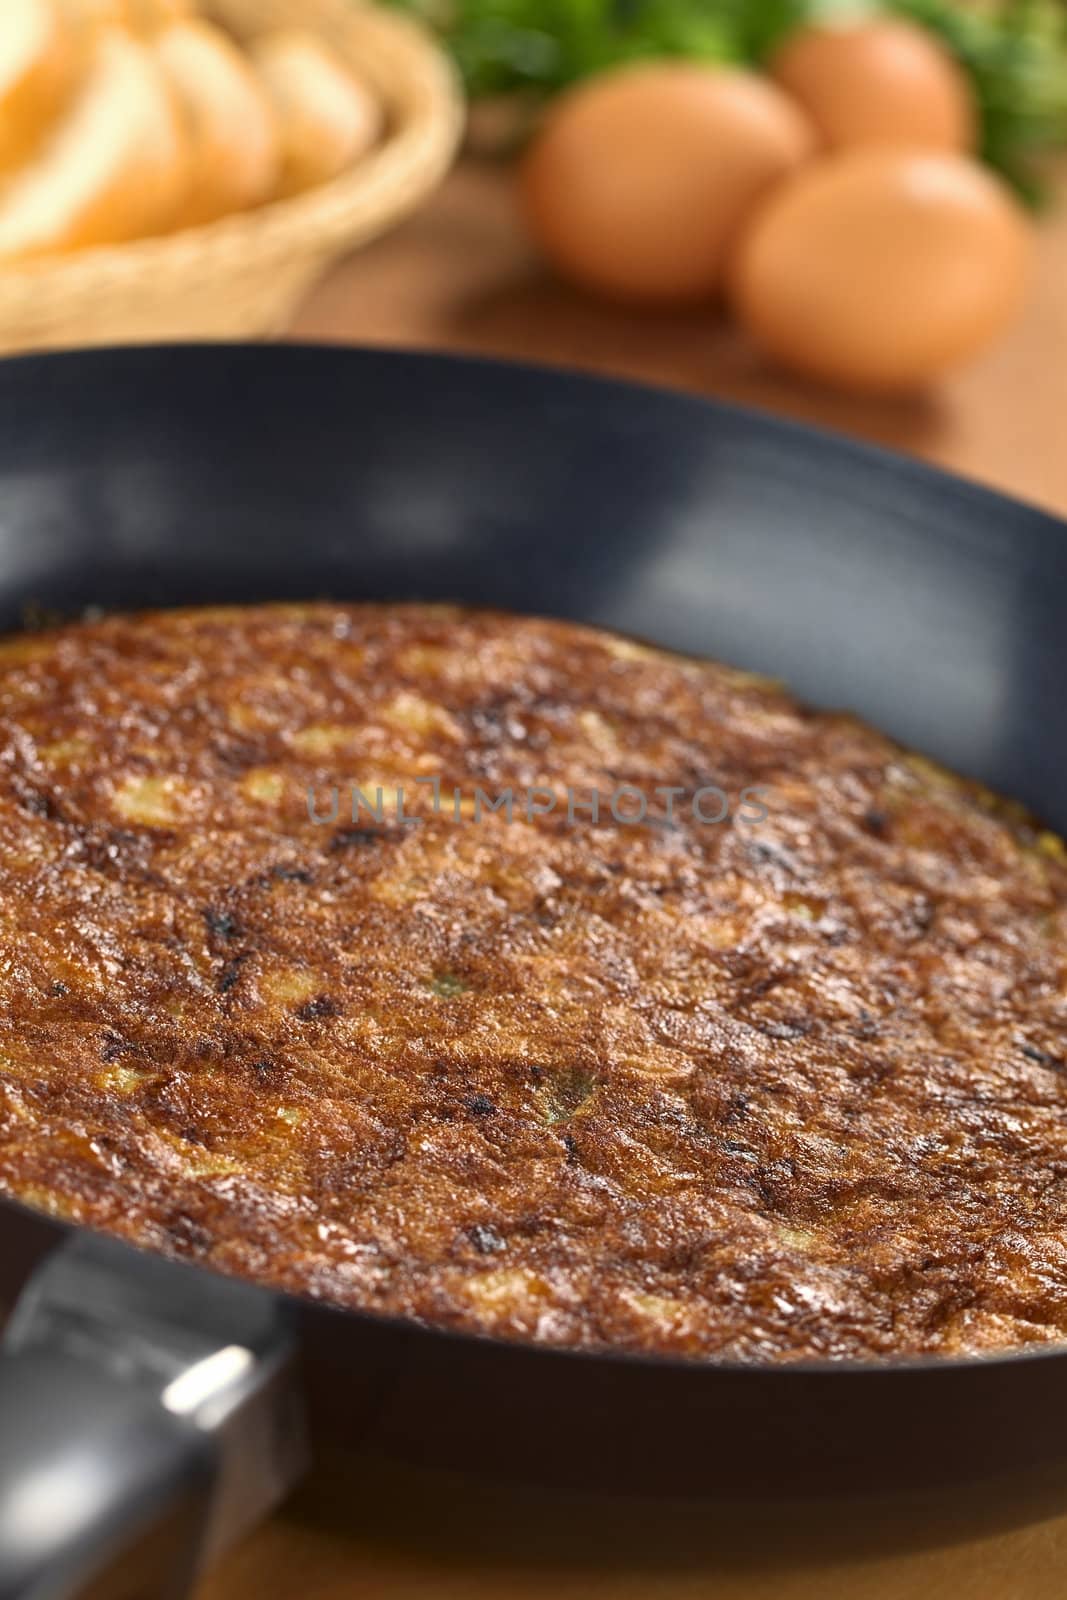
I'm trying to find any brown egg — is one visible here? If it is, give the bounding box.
[520,62,814,305]
[729,149,1032,394]
[771,18,976,153]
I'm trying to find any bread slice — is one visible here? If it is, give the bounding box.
[155,18,278,226]
[0,27,190,261]
[0,0,77,172]
[59,0,133,28]
[251,29,382,198]
[129,0,200,29]
[62,0,197,27]
[143,0,200,19]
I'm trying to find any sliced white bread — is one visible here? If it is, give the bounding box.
[251,29,383,199]
[0,0,77,171]
[155,17,278,226]
[59,0,133,28]
[61,0,198,28]
[0,26,190,262]
[145,0,200,19]
[128,0,201,29]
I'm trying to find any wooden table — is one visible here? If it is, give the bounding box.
[291,159,1067,518]
[204,162,1067,1600]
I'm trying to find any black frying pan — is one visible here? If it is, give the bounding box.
[2,344,1067,1600]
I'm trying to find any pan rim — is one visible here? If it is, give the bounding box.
[0,338,1063,538]
[2,342,1065,1386]
[7,1192,1067,1386]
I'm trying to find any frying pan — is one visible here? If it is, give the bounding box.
[2,344,1067,1600]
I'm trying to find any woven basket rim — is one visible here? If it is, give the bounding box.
[0,2,463,295]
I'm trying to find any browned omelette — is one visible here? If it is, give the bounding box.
[2,603,1067,1362]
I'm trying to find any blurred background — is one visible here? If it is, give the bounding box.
[1,0,1066,510]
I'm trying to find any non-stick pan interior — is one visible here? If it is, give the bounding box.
[5,346,1067,1517]
[1,343,1064,827]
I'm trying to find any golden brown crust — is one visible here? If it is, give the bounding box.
[2,603,1067,1362]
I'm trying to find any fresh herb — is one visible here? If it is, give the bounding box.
[890,0,1067,201]
[384,0,1067,200]
[386,0,736,97]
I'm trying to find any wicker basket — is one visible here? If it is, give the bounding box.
[0,0,464,352]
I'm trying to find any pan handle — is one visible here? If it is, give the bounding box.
[0,1346,214,1600]
[0,1233,307,1600]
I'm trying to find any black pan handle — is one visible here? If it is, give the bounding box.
[0,1233,307,1600]
[0,1348,213,1600]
